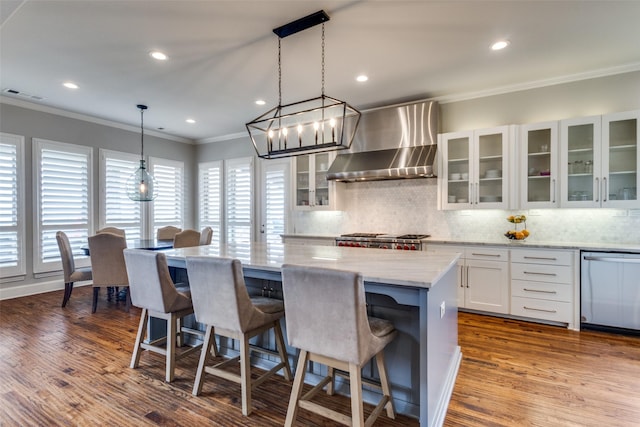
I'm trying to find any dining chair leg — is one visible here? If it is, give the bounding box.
[284,349,309,427]
[61,282,73,307]
[131,308,148,369]
[349,362,365,427]
[240,334,252,416]
[92,288,99,313]
[193,325,214,396]
[326,366,335,395]
[166,312,177,382]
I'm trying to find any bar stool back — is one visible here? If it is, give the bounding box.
[281,264,397,427]
[186,256,292,416]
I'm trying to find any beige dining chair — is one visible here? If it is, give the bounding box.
[281,264,397,427]
[124,249,203,383]
[173,229,201,248]
[157,226,182,240]
[88,232,130,313]
[199,227,213,245]
[96,227,126,238]
[56,231,93,308]
[186,256,292,416]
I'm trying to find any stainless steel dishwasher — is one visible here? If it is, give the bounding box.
[581,251,640,332]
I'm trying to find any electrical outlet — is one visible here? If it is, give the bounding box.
[440,301,446,318]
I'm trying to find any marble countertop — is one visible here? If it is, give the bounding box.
[281,234,640,253]
[161,241,460,289]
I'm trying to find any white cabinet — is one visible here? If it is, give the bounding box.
[560,110,639,208]
[510,248,577,329]
[293,152,339,210]
[519,121,559,208]
[426,244,510,314]
[439,126,512,210]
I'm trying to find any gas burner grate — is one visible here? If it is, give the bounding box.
[340,233,386,238]
[395,234,430,239]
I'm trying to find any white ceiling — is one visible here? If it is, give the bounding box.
[2,0,640,143]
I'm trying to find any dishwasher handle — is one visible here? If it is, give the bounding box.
[583,255,640,264]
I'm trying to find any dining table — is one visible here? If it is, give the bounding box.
[155,240,462,427]
[81,238,173,255]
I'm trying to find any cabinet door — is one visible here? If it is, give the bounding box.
[440,131,473,210]
[312,152,332,208]
[520,122,559,208]
[294,155,311,208]
[465,259,509,314]
[560,115,601,207]
[474,126,510,208]
[601,110,639,208]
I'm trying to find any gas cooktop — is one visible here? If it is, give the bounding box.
[339,233,430,240]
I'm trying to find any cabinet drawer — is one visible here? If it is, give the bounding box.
[466,247,509,262]
[511,296,572,323]
[423,244,465,255]
[511,263,573,284]
[511,279,572,302]
[510,249,573,266]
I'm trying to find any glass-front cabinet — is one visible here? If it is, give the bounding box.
[293,152,336,210]
[440,126,511,210]
[560,110,639,208]
[519,121,559,208]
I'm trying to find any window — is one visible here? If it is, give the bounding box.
[225,157,253,243]
[260,158,289,244]
[33,139,93,273]
[150,157,184,237]
[0,133,25,278]
[99,149,143,239]
[198,161,222,247]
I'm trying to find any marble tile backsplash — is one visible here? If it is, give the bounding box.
[292,179,640,244]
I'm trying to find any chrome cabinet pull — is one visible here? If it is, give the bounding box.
[523,288,557,294]
[523,256,557,261]
[524,271,557,276]
[584,256,640,264]
[595,177,599,202]
[471,252,501,257]
[603,177,607,202]
[552,179,556,203]
[523,306,557,313]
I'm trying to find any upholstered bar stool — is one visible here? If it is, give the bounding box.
[281,264,397,427]
[186,256,292,416]
[56,231,92,307]
[173,229,201,248]
[123,249,203,383]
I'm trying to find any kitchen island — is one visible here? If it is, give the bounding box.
[161,241,461,427]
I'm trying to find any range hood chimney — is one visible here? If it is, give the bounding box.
[326,100,438,182]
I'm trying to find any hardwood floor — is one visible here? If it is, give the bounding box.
[1,286,639,426]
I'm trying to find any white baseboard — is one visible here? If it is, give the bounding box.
[432,346,462,427]
[0,280,90,300]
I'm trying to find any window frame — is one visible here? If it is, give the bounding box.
[198,160,223,247]
[32,138,93,274]
[224,157,254,244]
[0,133,26,279]
[149,156,185,238]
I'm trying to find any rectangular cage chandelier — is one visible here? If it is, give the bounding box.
[246,10,361,159]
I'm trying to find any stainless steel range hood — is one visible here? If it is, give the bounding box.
[326,100,438,182]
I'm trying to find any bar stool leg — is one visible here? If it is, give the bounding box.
[285,349,309,427]
[349,363,365,427]
[166,312,177,382]
[274,321,292,380]
[193,325,214,396]
[240,335,252,416]
[376,351,396,419]
[326,366,335,395]
[131,308,148,369]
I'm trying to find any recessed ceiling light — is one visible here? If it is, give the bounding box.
[150,51,168,60]
[63,82,78,89]
[356,75,368,82]
[186,118,196,124]
[491,40,510,51]
[255,99,266,105]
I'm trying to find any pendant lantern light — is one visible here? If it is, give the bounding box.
[246,10,361,159]
[127,104,158,201]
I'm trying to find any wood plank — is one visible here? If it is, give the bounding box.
[2,287,640,426]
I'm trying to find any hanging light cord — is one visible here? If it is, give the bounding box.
[321,22,325,97]
[278,38,282,107]
[139,107,145,160]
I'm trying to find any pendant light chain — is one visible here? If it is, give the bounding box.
[140,107,145,160]
[278,38,282,107]
[321,22,325,97]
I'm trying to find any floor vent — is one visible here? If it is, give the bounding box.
[3,88,45,101]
